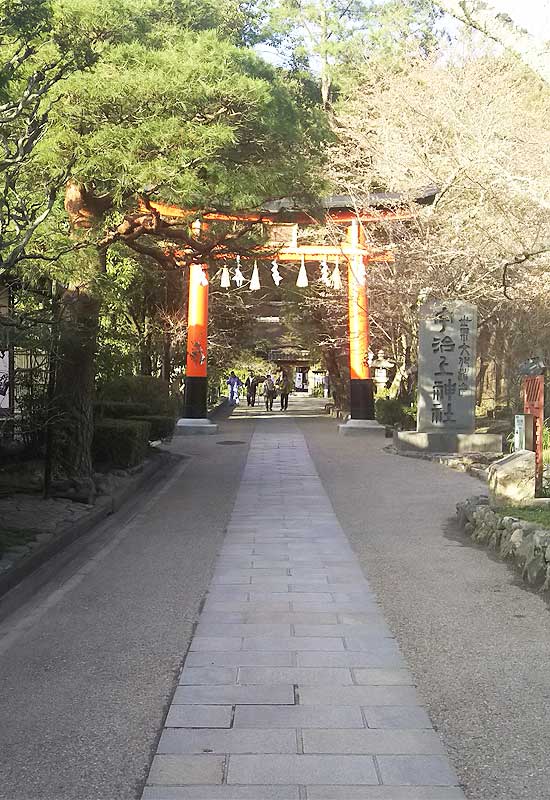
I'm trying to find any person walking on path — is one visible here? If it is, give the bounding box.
[277,370,292,411]
[245,372,257,407]
[263,374,276,411]
[227,371,242,405]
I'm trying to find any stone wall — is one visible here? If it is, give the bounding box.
[457,497,550,591]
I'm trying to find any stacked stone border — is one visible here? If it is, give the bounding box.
[457,496,550,592]
[384,445,501,481]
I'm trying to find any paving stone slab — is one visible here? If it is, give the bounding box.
[196,624,292,637]
[185,652,295,668]
[343,638,401,654]
[293,624,392,638]
[158,729,297,754]
[336,612,386,625]
[233,705,365,729]
[206,590,251,601]
[305,788,465,799]
[173,685,295,705]
[190,637,243,651]
[147,755,225,785]
[203,602,293,613]
[227,754,378,785]
[237,667,354,685]
[198,613,247,624]
[363,706,433,729]
[143,788,300,799]
[165,706,233,729]
[242,636,345,651]
[298,686,420,706]
[179,667,238,685]
[290,583,368,593]
[215,568,290,576]
[302,729,445,755]
[352,669,415,686]
[241,612,340,625]
[291,601,380,613]
[297,652,405,669]
[377,755,460,786]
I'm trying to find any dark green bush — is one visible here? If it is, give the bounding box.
[375,397,416,429]
[98,375,175,415]
[92,419,151,468]
[130,415,175,440]
[94,401,150,419]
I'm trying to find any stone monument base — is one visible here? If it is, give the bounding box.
[338,419,384,436]
[394,430,503,454]
[175,418,218,436]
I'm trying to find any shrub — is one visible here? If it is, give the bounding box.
[375,397,416,429]
[92,419,151,468]
[94,401,150,419]
[98,375,175,415]
[130,416,175,441]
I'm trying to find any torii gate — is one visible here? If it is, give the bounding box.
[146,197,412,426]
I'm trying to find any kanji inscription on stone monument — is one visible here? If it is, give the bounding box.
[417,300,477,433]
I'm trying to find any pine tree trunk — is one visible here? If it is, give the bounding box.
[50,280,101,501]
[49,182,111,502]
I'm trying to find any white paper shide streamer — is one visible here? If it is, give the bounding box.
[296,255,308,288]
[249,260,261,291]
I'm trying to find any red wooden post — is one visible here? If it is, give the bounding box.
[346,221,374,419]
[523,375,545,495]
[182,263,209,418]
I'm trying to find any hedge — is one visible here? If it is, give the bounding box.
[130,415,175,441]
[375,397,416,429]
[92,419,151,468]
[98,375,175,415]
[94,401,150,419]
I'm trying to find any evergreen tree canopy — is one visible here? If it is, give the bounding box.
[35,0,327,212]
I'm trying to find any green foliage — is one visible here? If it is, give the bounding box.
[39,22,327,208]
[0,0,51,45]
[94,401,150,418]
[130,415,175,440]
[92,418,151,467]
[98,375,174,415]
[375,396,416,429]
[497,507,550,530]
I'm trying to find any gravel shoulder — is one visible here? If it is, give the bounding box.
[300,415,550,800]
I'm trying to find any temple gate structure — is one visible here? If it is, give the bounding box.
[144,195,422,434]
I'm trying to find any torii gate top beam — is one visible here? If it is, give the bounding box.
[139,192,428,263]
[140,196,418,227]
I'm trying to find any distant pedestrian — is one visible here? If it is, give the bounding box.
[245,372,257,407]
[263,374,276,411]
[277,371,292,412]
[227,371,242,405]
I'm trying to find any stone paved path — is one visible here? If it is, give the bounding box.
[142,425,465,799]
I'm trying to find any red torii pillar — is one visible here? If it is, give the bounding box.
[347,221,375,419]
[182,263,209,419]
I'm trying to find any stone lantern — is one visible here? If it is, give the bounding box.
[372,349,394,392]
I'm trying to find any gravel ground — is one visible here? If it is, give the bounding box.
[300,412,550,800]
[2,397,550,800]
[0,410,252,800]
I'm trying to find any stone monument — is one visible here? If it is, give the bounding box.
[395,300,502,454]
